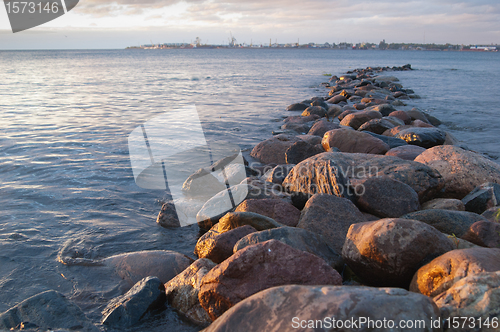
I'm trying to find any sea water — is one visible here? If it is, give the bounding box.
[0,49,498,331]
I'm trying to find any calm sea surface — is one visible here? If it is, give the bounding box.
[0,49,499,331]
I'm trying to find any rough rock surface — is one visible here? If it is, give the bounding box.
[261,164,295,185]
[102,277,166,327]
[203,285,441,332]
[410,248,500,297]
[284,140,324,164]
[386,145,426,160]
[298,194,365,253]
[156,201,181,228]
[235,199,300,227]
[401,209,488,238]
[352,176,420,218]
[461,182,500,214]
[433,271,500,332]
[233,226,343,270]
[322,128,390,154]
[414,146,500,199]
[217,211,284,232]
[421,198,465,211]
[0,290,99,332]
[307,118,341,137]
[482,206,500,222]
[461,220,500,248]
[250,134,302,165]
[164,259,216,326]
[342,218,454,288]
[198,240,342,320]
[339,110,382,129]
[358,118,396,134]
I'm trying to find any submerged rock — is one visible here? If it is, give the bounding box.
[203,285,440,332]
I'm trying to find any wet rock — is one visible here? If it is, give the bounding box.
[415,146,500,199]
[280,122,311,133]
[298,194,365,253]
[0,290,98,332]
[433,271,500,331]
[235,199,300,227]
[389,110,411,124]
[412,119,435,128]
[386,145,426,160]
[103,250,193,287]
[156,202,181,228]
[352,177,420,218]
[369,103,397,117]
[410,248,500,297]
[218,211,284,232]
[337,109,355,121]
[365,131,408,149]
[203,285,440,332]
[182,168,227,198]
[250,134,302,165]
[302,106,328,118]
[326,94,347,104]
[261,164,294,185]
[198,225,257,263]
[358,118,396,134]
[234,226,343,270]
[462,220,500,248]
[282,152,353,200]
[297,134,322,145]
[283,114,320,124]
[326,104,343,118]
[198,240,342,320]
[395,127,446,148]
[482,206,500,222]
[383,125,414,137]
[401,209,488,238]
[422,198,465,211]
[164,259,216,326]
[406,109,431,123]
[307,118,341,137]
[102,277,166,328]
[285,103,308,111]
[462,182,500,214]
[322,128,390,154]
[353,156,445,203]
[284,140,324,164]
[339,110,382,129]
[343,218,454,288]
[374,75,399,83]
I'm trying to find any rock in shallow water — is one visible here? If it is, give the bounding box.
[342,218,454,288]
[410,248,500,297]
[102,276,166,328]
[395,127,446,148]
[0,290,98,332]
[250,134,302,165]
[198,239,342,321]
[203,285,441,332]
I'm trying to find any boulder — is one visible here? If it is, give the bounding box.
[203,285,441,332]
[156,201,181,228]
[462,220,500,248]
[261,164,294,185]
[383,125,414,137]
[195,225,257,263]
[182,168,227,198]
[235,199,300,227]
[352,177,420,218]
[284,140,324,164]
[307,118,341,137]
[322,128,390,155]
[386,145,426,160]
[103,250,193,287]
[406,109,431,123]
[383,115,405,127]
[233,226,343,270]
[285,103,308,111]
[298,194,365,253]
[433,271,500,332]
[198,240,342,320]
[102,277,166,328]
[164,259,216,326]
[280,122,311,133]
[282,153,353,200]
[327,94,347,104]
[250,134,302,165]
[283,114,320,124]
[369,103,397,117]
[410,248,500,297]
[461,182,500,214]
[339,110,382,129]
[326,104,343,118]
[0,290,98,332]
[297,134,322,145]
[395,127,446,148]
[482,206,500,222]
[353,156,445,203]
[422,198,465,211]
[365,131,408,149]
[302,106,327,118]
[412,119,435,128]
[400,209,488,238]
[414,146,500,199]
[217,212,284,232]
[357,118,395,134]
[342,218,454,288]
[389,110,411,124]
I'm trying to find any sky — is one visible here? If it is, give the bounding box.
[0,0,499,49]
